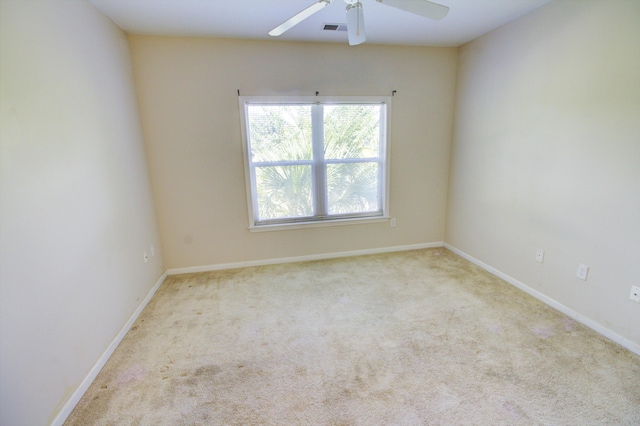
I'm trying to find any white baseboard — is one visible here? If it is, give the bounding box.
[51,271,168,426]
[167,242,444,275]
[49,242,638,426]
[444,243,640,357]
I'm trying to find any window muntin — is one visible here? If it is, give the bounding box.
[240,96,390,229]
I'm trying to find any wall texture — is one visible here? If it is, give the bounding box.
[446,0,640,347]
[0,1,164,424]
[129,37,457,269]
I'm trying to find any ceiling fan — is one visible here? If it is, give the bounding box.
[269,0,449,46]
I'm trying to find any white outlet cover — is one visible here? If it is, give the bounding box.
[631,286,640,303]
[576,264,589,280]
[536,249,544,263]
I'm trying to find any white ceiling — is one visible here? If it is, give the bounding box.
[89,0,552,47]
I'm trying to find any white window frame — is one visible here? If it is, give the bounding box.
[239,95,391,232]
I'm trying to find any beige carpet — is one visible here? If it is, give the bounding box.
[65,248,640,425]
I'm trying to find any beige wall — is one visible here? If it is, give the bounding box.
[130,37,458,269]
[446,0,640,346]
[0,1,164,424]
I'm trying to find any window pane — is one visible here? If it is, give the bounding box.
[324,104,381,160]
[255,165,313,220]
[247,105,312,162]
[327,162,379,215]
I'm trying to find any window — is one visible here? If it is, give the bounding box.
[239,96,390,230]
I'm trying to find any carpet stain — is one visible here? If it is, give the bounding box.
[502,398,527,420]
[193,364,222,378]
[561,317,576,332]
[531,325,556,339]
[116,365,146,385]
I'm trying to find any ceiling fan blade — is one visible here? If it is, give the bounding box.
[269,0,332,37]
[376,0,449,21]
[346,2,366,46]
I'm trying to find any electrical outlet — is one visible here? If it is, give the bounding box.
[390,218,396,227]
[143,252,149,263]
[536,249,544,263]
[576,264,589,281]
[630,286,640,303]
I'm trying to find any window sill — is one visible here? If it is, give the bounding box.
[248,216,390,232]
